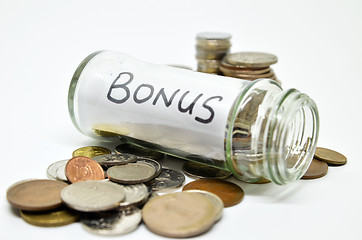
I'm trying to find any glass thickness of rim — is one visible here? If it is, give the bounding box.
[68,51,319,185]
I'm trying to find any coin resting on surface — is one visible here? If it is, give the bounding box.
[72,146,111,158]
[119,183,149,207]
[20,207,80,227]
[107,162,157,184]
[225,52,278,68]
[81,206,142,236]
[7,179,68,211]
[182,179,244,207]
[136,157,162,177]
[142,191,219,238]
[92,123,130,137]
[46,159,69,182]
[301,159,328,179]
[148,168,185,191]
[60,180,125,212]
[92,153,137,166]
[65,156,105,183]
[314,147,347,166]
[182,161,231,179]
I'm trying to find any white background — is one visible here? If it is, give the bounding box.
[1,0,361,239]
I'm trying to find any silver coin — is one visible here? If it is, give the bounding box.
[184,190,223,222]
[46,159,68,182]
[182,161,232,180]
[226,52,278,68]
[93,153,137,166]
[81,206,142,236]
[148,168,185,191]
[136,157,162,177]
[61,180,125,212]
[107,162,157,184]
[119,183,149,207]
[196,32,231,40]
[115,143,164,160]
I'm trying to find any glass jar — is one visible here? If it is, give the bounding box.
[68,51,319,185]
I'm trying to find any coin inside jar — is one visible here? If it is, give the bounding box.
[182,161,231,179]
[115,143,164,160]
[92,153,137,166]
[7,179,68,211]
[107,162,157,184]
[65,156,105,183]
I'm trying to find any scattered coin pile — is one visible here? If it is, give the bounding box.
[196,32,231,74]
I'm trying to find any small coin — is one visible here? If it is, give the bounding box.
[226,52,278,68]
[182,179,244,207]
[107,162,157,184]
[119,183,149,207]
[143,191,218,238]
[93,153,137,166]
[249,177,271,184]
[148,168,185,191]
[81,206,142,236]
[182,161,232,180]
[7,179,68,211]
[72,146,111,158]
[20,207,80,227]
[301,158,328,179]
[136,157,162,177]
[92,123,130,137]
[46,159,68,182]
[196,32,231,41]
[314,147,347,166]
[115,143,164,160]
[61,180,125,212]
[184,189,223,222]
[65,156,105,183]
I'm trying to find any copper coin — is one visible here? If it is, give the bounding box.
[65,156,105,183]
[7,179,68,211]
[314,147,347,165]
[301,158,328,179]
[182,179,244,207]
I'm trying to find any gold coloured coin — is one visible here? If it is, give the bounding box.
[72,146,111,158]
[314,147,347,166]
[92,123,130,137]
[20,207,79,227]
[143,192,218,238]
[226,52,278,68]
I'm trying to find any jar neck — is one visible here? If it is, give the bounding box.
[226,79,319,185]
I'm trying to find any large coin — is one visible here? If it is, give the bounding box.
[182,179,244,207]
[136,157,162,177]
[107,162,157,184]
[7,179,68,211]
[301,158,328,179]
[226,52,278,68]
[65,156,105,183]
[119,183,149,207]
[115,143,164,160]
[46,159,68,182]
[148,168,185,191]
[61,180,125,212]
[314,147,347,165]
[20,207,79,227]
[92,153,137,166]
[81,206,142,236]
[142,191,218,238]
[72,146,111,158]
[182,161,231,180]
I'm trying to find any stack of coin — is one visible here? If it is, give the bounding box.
[220,51,281,84]
[196,32,231,74]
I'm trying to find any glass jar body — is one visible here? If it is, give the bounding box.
[68,51,319,185]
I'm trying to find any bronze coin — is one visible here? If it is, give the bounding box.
[301,158,328,179]
[314,147,347,166]
[182,179,244,207]
[65,156,105,183]
[7,179,68,211]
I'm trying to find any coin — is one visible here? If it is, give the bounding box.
[72,146,111,158]
[142,191,218,238]
[92,123,130,137]
[184,189,223,222]
[119,183,149,207]
[61,180,125,212]
[92,153,137,166]
[7,179,68,211]
[196,32,231,50]
[182,179,244,207]
[182,161,231,180]
[148,168,185,191]
[20,207,80,227]
[136,157,162,177]
[65,156,105,183]
[314,147,347,165]
[301,158,328,179]
[115,143,164,160]
[46,159,68,182]
[81,206,142,236]
[226,52,278,68]
[107,162,157,184]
